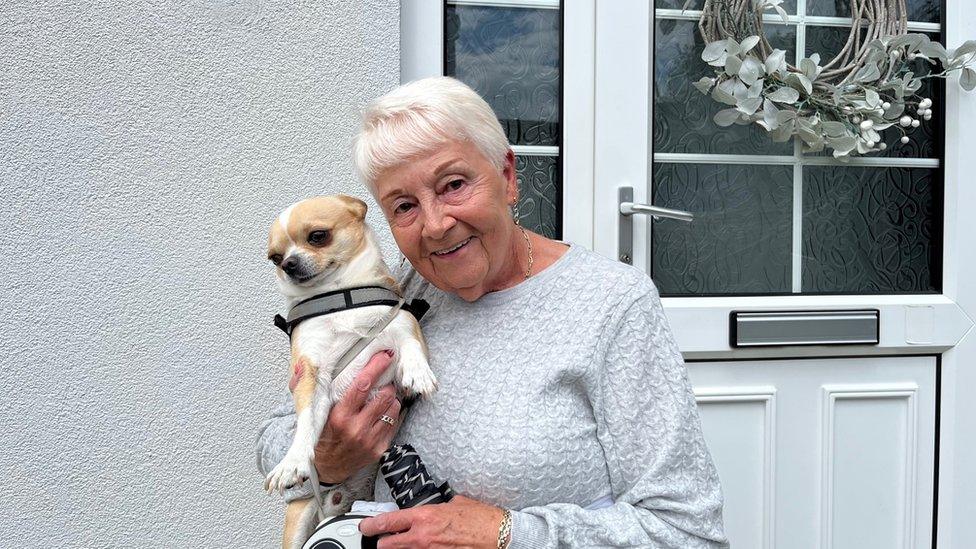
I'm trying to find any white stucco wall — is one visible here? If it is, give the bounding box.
[0,1,400,546]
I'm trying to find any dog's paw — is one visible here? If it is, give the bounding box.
[264,452,313,494]
[398,364,438,399]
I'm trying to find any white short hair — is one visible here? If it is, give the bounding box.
[353,76,510,189]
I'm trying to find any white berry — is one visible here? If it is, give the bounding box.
[900,116,912,127]
[901,136,910,144]
[882,102,892,109]
[924,113,933,121]
[860,120,874,130]
[879,143,888,150]
[911,119,921,128]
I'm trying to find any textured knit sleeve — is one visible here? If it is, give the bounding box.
[255,391,313,502]
[510,283,729,548]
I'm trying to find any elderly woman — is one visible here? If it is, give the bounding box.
[257,77,728,548]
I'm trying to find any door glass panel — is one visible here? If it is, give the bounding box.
[654,19,796,155]
[515,155,560,239]
[802,167,938,293]
[656,0,798,12]
[651,1,943,296]
[445,3,560,146]
[807,0,940,23]
[652,163,794,295]
[445,1,561,238]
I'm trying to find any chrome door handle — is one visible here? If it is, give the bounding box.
[617,186,694,265]
[619,202,694,222]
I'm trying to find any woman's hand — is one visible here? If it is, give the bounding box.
[358,495,505,549]
[313,350,402,484]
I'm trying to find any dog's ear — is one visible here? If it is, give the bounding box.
[336,195,367,220]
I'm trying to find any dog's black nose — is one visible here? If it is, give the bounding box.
[280,256,300,275]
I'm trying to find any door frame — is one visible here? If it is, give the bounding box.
[398,1,976,546]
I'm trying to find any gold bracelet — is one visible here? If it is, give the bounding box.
[497,508,513,549]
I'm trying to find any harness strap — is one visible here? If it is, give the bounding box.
[273,286,429,337]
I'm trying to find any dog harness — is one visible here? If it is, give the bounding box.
[273,286,429,337]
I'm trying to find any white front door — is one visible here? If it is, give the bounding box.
[575,1,976,547]
[400,1,976,546]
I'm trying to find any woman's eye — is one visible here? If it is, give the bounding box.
[307,230,331,246]
[394,202,414,215]
[446,179,464,191]
[268,254,283,265]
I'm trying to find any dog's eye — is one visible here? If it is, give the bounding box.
[268,254,283,265]
[307,230,331,247]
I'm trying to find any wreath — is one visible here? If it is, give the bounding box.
[689,0,976,157]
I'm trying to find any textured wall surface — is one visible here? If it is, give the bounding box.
[0,1,399,546]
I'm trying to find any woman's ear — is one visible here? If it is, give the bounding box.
[502,149,518,204]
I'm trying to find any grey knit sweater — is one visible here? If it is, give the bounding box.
[256,244,728,548]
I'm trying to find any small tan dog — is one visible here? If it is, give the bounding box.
[264,195,437,548]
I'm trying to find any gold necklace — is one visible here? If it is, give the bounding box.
[518,225,533,279]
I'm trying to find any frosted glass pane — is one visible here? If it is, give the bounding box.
[802,166,938,293]
[446,5,560,146]
[651,163,794,295]
[807,0,940,22]
[516,155,559,239]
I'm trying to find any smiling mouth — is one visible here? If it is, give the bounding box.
[432,237,473,257]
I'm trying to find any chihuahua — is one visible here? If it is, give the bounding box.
[264,195,436,548]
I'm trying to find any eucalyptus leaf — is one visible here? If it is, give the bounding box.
[731,79,749,98]
[962,68,976,91]
[770,119,795,142]
[774,5,789,23]
[800,57,818,81]
[776,110,797,123]
[746,80,764,99]
[821,121,848,137]
[952,40,976,65]
[711,84,738,105]
[714,108,741,127]
[884,102,905,119]
[726,39,742,57]
[765,49,787,76]
[767,86,800,103]
[739,57,765,84]
[762,99,780,130]
[702,40,728,62]
[919,41,948,62]
[725,55,743,76]
[736,96,763,115]
[853,63,881,83]
[787,73,813,95]
[865,89,880,108]
[707,52,729,67]
[829,135,858,156]
[693,77,714,95]
[890,34,925,52]
[797,125,822,147]
[906,78,923,93]
[740,35,761,54]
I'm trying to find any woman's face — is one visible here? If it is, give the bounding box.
[373,139,521,301]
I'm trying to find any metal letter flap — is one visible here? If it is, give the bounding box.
[730,310,880,348]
